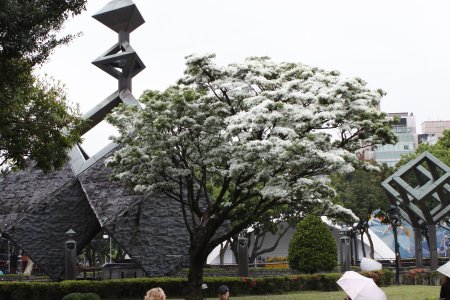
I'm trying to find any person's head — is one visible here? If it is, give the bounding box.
[145,287,166,300]
[218,284,229,299]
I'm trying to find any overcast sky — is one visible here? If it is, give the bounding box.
[39,0,450,154]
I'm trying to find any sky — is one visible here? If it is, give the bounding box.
[39,0,450,155]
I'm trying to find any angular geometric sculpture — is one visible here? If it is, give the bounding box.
[0,0,190,281]
[92,42,145,82]
[92,0,145,33]
[0,165,101,280]
[104,195,190,276]
[382,151,450,270]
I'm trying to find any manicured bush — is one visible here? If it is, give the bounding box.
[401,268,440,286]
[288,215,337,273]
[62,293,101,300]
[80,293,101,300]
[361,269,393,286]
[62,293,83,300]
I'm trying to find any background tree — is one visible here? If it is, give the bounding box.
[231,199,357,264]
[288,215,337,273]
[331,164,393,258]
[397,129,450,167]
[243,209,297,264]
[0,0,86,172]
[107,54,396,299]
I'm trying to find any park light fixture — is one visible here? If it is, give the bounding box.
[103,234,112,264]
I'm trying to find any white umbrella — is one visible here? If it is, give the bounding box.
[438,260,450,277]
[337,271,387,300]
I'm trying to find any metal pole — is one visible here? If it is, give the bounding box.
[393,225,400,285]
[413,226,423,268]
[109,236,112,264]
[428,224,438,270]
[17,254,22,274]
[340,235,351,272]
[65,229,77,280]
[7,240,10,273]
[237,237,249,277]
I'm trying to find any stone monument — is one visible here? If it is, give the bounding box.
[0,0,189,281]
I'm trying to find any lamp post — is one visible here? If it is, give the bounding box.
[17,254,22,274]
[65,229,77,280]
[388,205,401,285]
[339,226,351,272]
[103,234,112,264]
[237,236,249,277]
[7,240,10,274]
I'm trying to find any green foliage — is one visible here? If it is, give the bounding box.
[0,0,86,172]
[62,293,101,300]
[397,129,450,168]
[107,54,396,298]
[0,0,86,65]
[62,293,83,300]
[0,77,84,172]
[0,271,394,299]
[331,163,394,222]
[288,215,337,273]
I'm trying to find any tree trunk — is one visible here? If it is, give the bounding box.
[360,230,367,257]
[248,225,290,263]
[365,227,375,259]
[187,249,208,300]
[116,247,127,261]
[422,225,430,252]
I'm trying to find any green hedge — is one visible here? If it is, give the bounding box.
[62,293,101,300]
[401,268,441,286]
[0,270,393,300]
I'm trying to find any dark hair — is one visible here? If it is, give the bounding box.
[218,285,229,295]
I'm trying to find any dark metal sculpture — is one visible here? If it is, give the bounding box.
[382,151,450,270]
[0,0,190,280]
[387,205,401,285]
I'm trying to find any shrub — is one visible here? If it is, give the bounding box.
[62,293,83,300]
[288,215,337,273]
[266,256,287,262]
[62,293,101,300]
[0,271,393,299]
[82,293,101,300]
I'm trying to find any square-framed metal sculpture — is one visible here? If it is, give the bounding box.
[382,151,450,269]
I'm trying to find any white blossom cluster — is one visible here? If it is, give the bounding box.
[106,54,395,245]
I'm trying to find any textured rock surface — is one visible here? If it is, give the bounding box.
[0,163,75,232]
[0,155,191,280]
[105,196,189,276]
[77,152,142,227]
[7,180,100,280]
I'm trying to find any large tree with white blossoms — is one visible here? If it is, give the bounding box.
[107,54,396,300]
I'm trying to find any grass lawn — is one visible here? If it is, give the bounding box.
[159,285,440,300]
